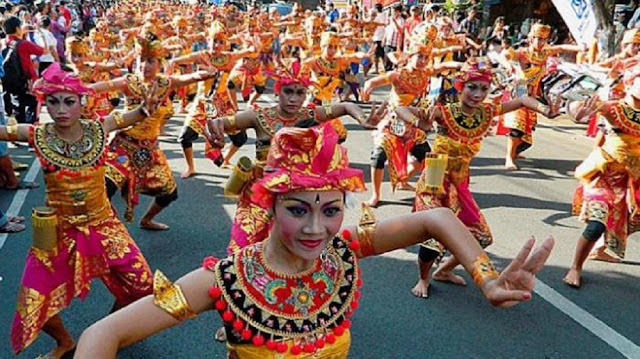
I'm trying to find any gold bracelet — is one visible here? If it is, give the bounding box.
[536,102,550,116]
[323,104,333,118]
[355,204,377,258]
[153,270,197,322]
[471,253,499,287]
[226,115,237,133]
[113,111,125,128]
[6,124,18,141]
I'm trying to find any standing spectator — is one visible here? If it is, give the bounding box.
[404,6,422,48]
[49,10,68,63]
[327,2,340,23]
[371,3,387,74]
[383,4,404,71]
[34,16,59,74]
[58,0,72,28]
[2,16,46,124]
[459,8,480,41]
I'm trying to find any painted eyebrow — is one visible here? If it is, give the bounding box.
[281,197,342,206]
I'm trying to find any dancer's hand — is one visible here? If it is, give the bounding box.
[568,95,601,123]
[205,118,226,148]
[546,94,564,119]
[360,101,388,129]
[480,236,554,308]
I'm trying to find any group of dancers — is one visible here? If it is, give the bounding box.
[1,0,639,358]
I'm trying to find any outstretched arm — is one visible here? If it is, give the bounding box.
[501,95,562,118]
[74,268,215,358]
[344,207,554,307]
[0,124,32,142]
[315,101,388,129]
[204,110,258,147]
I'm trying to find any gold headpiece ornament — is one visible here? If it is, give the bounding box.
[409,23,438,56]
[529,23,551,39]
[320,31,340,47]
[622,29,640,45]
[66,36,90,56]
[135,29,167,59]
[208,21,228,41]
[172,15,188,28]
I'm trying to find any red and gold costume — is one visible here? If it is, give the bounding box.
[497,24,558,153]
[572,98,640,259]
[104,34,176,221]
[197,124,367,357]
[10,65,152,353]
[415,59,502,256]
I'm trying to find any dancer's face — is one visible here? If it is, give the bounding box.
[141,56,161,79]
[278,84,307,115]
[46,92,82,128]
[272,190,345,261]
[323,44,338,59]
[624,42,640,57]
[409,52,430,69]
[530,35,547,51]
[460,80,490,108]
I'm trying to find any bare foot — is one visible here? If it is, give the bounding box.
[563,268,581,288]
[411,280,430,299]
[180,169,195,179]
[504,160,519,171]
[433,270,467,286]
[220,162,233,170]
[140,220,170,231]
[365,195,379,207]
[588,247,622,263]
[395,182,416,191]
[40,340,75,359]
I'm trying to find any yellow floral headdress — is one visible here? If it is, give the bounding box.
[66,36,90,56]
[208,21,228,41]
[135,28,167,59]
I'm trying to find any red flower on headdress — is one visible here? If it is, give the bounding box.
[267,59,315,93]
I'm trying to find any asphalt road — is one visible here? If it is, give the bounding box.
[1,84,639,358]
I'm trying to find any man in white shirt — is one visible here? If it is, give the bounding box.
[383,4,404,71]
[371,3,387,73]
[34,16,59,74]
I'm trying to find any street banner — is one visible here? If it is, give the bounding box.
[551,0,598,46]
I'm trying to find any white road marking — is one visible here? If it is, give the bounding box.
[0,159,40,250]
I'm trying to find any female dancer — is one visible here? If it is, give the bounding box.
[90,27,216,229]
[74,123,554,358]
[205,61,386,254]
[396,57,561,298]
[6,64,156,358]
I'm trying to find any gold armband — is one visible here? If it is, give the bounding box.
[471,253,499,287]
[113,111,125,128]
[323,104,333,119]
[6,124,18,141]
[355,204,377,258]
[153,270,197,321]
[226,115,237,133]
[536,102,550,117]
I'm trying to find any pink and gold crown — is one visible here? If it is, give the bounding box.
[32,63,94,101]
[455,57,493,90]
[251,123,366,207]
[529,23,551,39]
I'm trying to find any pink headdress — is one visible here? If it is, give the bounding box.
[32,63,94,101]
[251,123,366,208]
[267,59,314,93]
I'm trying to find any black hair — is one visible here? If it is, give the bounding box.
[3,16,21,35]
[375,3,382,12]
[41,16,51,28]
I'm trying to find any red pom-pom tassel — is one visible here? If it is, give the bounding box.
[232,319,244,332]
[356,278,363,287]
[222,310,234,322]
[351,300,359,310]
[342,319,352,329]
[276,342,288,353]
[303,343,315,353]
[348,240,360,251]
[333,326,345,336]
[315,338,325,349]
[266,339,277,350]
[341,229,352,240]
[214,300,226,311]
[354,290,362,300]
[252,334,265,346]
[290,344,302,355]
[326,334,336,344]
[202,256,219,270]
[241,329,252,340]
[208,286,221,299]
